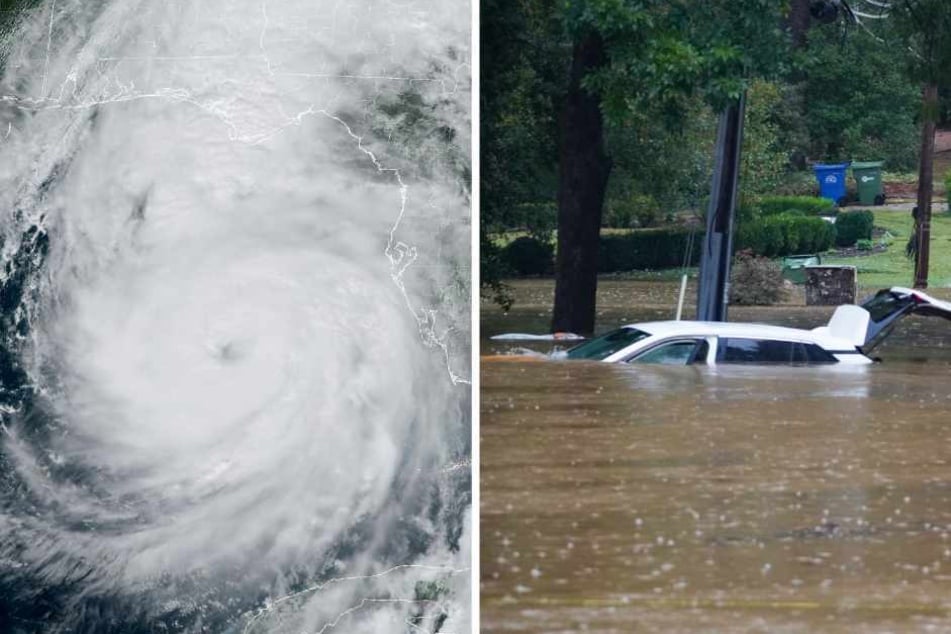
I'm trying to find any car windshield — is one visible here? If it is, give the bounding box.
[565,327,650,360]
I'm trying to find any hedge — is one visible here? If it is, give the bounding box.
[735,214,836,257]
[834,209,874,247]
[755,195,837,217]
[498,216,836,277]
[599,217,832,273]
[500,236,554,275]
[598,227,701,273]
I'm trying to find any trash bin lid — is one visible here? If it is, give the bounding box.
[813,163,849,171]
[851,161,884,170]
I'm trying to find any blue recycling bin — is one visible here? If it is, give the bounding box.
[813,163,849,206]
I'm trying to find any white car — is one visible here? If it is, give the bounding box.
[554,287,951,366]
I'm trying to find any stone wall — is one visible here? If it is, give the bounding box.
[805,265,857,306]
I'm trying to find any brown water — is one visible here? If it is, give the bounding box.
[481,280,951,633]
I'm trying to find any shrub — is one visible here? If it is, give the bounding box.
[761,216,789,256]
[856,238,874,251]
[730,250,787,306]
[774,171,820,197]
[512,202,557,239]
[596,214,836,274]
[603,193,661,229]
[756,195,836,217]
[500,236,554,276]
[735,214,835,257]
[834,210,874,247]
[945,170,951,202]
[598,226,701,272]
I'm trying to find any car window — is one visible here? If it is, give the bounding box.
[804,343,838,364]
[565,327,651,360]
[862,291,911,323]
[717,338,801,364]
[630,339,708,365]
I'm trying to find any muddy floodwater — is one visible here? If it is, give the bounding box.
[482,279,951,633]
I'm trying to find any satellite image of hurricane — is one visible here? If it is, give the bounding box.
[0,0,471,632]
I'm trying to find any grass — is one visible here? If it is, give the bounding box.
[823,209,951,290]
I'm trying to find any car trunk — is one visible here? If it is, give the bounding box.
[859,288,951,354]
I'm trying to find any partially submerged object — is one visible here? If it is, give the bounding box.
[557,320,869,365]
[490,287,951,366]
[489,332,584,342]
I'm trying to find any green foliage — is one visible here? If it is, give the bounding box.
[501,236,555,276]
[834,210,875,247]
[730,250,787,306]
[581,0,788,120]
[945,170,951,202]
[480,239,514,310]
[480,0,566,302]
[598,227,701,273]
[739,80,790,198]
[602,193,661,228]
[773,170,820,197]
[755,195,836,217]
[886,0,951,88]
[512,202,558,240]
[736,214,835,256]
[798,24,921,171]
[856,238,874,251]
[604,97,717,214]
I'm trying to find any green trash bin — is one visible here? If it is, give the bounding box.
[782,254,822,284]
[851,161,886,206]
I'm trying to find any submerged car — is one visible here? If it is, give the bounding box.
[552,287,951,366]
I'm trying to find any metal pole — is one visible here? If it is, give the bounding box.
[697,94,746,322]
[675,273,688,320]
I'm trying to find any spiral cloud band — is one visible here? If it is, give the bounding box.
[0,1,470,632]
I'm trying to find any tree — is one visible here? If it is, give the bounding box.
[885,0,951,288]
[549,0,787,334]
[480,0,567,308]
[797,21,920,170]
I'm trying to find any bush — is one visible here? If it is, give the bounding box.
[595,214,835,274]
[598,226,701,273]
[756,195,836,217]
[500,236,554,276]
[512,202,557,239]
[945,170,951,201]
[603,194,661,229]
[856,238,874,251]
[730,250,787,306]
[774,171,820,197]
[735,214,835,257]
[834,210,874,247]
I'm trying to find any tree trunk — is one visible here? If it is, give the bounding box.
[914,83,939,289]
[551,31,610,335]
[786,0,811,170]
[789,0,811,50]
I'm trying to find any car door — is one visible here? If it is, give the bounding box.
[716,338,806,365]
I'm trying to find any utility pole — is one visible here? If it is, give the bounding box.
[914,83,939,289]
[697,95,746,322]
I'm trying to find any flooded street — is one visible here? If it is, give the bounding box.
[482,280,951,632]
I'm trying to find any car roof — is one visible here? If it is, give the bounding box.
[621,320,850,346]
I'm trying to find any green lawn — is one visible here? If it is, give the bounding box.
[824,209,951,290]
